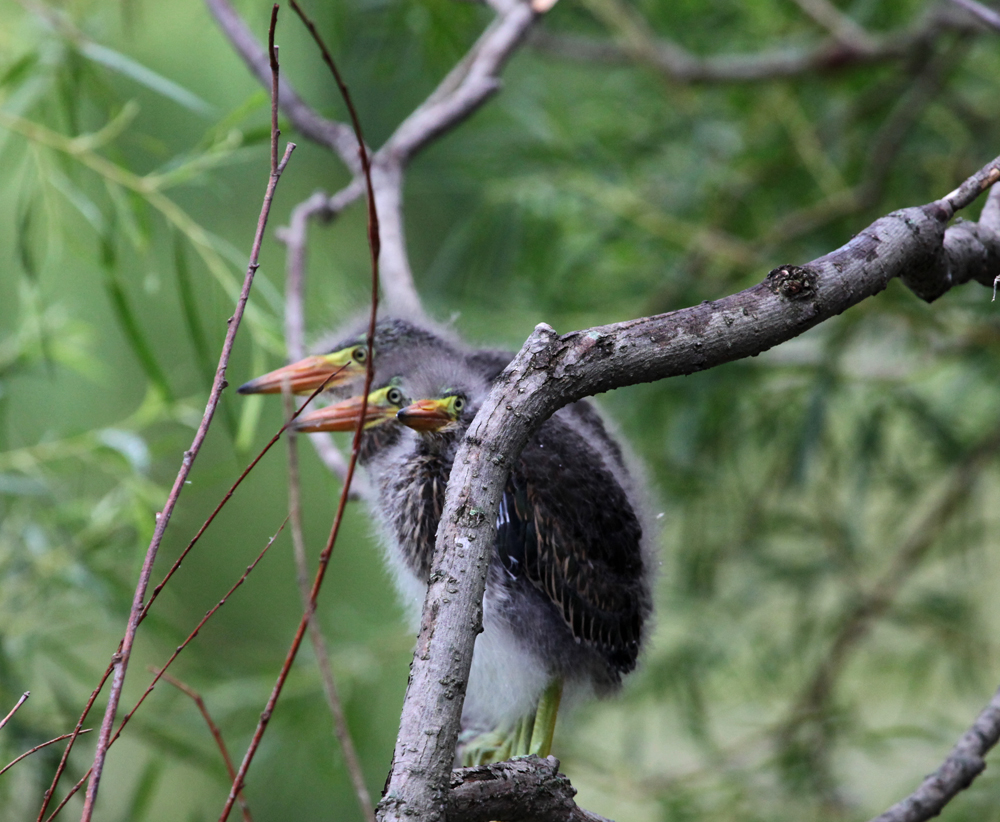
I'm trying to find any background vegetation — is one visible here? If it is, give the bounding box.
[1,0,999,820]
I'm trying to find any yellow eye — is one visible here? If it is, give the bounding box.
[452,396,465,412]
[352,346,367,363]
[387,387,403,405]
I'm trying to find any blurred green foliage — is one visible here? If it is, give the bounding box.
[1,0,1000,820]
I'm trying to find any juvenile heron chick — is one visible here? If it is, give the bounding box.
[297,354,655,763]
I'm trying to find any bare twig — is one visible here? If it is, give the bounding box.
[0,731,91,779]
[0,692,29,731]
[764,33,971,246]
[218,7,382,819]
[377,156,1000,822]
[77,5,295,815]
[782,419,1000,737]
[868,684,1000,822]
[211,0,540,322]
[36,670,111,821]
[46,524,284,821]
[278,188,369,495]
[202,0,361,171]
[790,0,879,50]
[158,671,254,822]
[283,388,375,822]
[950,0,1000,32]
[531,4,984,83]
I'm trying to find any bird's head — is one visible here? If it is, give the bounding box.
[395,390,470,434]
[237,316,460,397]
[294,382,409,433]
[237,344,370,396]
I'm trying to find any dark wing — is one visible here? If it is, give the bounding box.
[494,417,650,675]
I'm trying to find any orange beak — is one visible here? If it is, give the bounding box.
[295,389,399,433]
[395,398,456,432]
[237,353,363,395]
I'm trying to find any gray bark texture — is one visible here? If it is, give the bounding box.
[377,166,1000,822]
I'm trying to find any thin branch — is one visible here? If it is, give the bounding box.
[790,0,879,50]
[203,0,361,172]
[382,0,537,164]
[283,389,375,822]
[950,0,1000,32]
[214,0,541,323]
[0,692,29,731]
[377,157,1000,822]
[36,669,112,821]
[776,417,1000,783]
[158,671,254,822]
[530,4,986,83]
[868,684,1000,822]
[47,524,284,822]
[276,188,370,496]
[77,5,296,812]
[0,731,91,779]
[218,7,382,818]
[764,33,970,246]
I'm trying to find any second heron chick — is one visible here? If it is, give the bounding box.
[296,354,655,763]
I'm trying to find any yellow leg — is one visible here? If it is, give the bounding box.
[528,678,563,757]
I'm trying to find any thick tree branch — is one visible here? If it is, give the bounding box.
[377,166,1000,821]
[448,756,611,822]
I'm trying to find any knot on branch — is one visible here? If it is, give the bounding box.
[943,218,1000,290]
[893,206,949,302]
[448,755,596,822]
[766,265,817,300]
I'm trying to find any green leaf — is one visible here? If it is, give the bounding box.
[103,272,173,402]
[78,42,216,117]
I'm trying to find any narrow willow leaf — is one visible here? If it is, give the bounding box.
[15,194,37,280]
[78,42,215,117]
[0,51,39,90]
[103,273,173,402]
[174,233,237,439]
[234,344,267,453]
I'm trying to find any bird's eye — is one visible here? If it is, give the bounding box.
[387,388,403,405]
[352,347,367,363]
[453,396,465,412]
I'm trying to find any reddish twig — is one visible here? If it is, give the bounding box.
[0,730,92,779]
[268,5,280,175]
[36,669,111,821]
[158,671,254,822]
[36,365,344,822]
[44,523,283,821]
[0,691,29,731]
[218,6,381,820]
[76,6,295,816]
[283,389,375,822]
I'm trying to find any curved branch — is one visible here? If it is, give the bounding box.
[382,0,536,164]
[868,685,1000,822]
[376,165,1000,822]
[204,0,362,173]
[531,3,986,84]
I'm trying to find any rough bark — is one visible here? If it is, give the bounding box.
[377,168,1000,822]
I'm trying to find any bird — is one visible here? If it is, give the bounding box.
[238,314,633,482]
[294,351,655,765]
[235,316,469,398]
